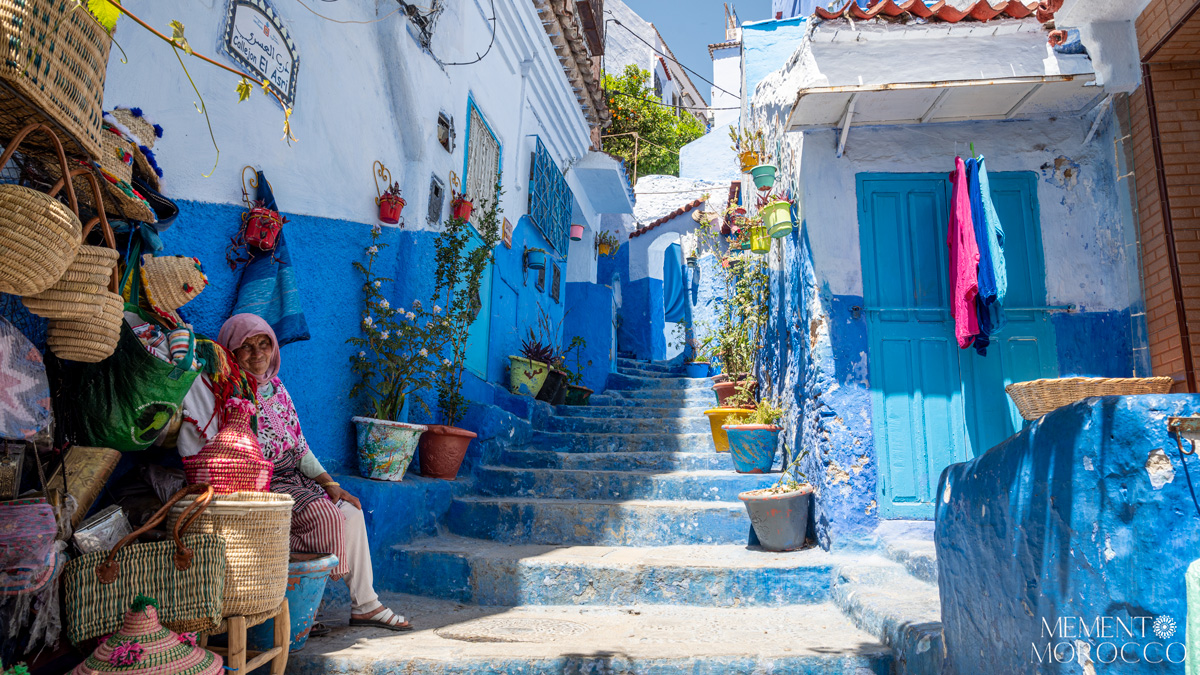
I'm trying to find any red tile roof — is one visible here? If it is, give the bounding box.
[630,196,707,238]
[814,0,1053,24]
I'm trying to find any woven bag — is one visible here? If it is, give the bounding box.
[1005,376,1176,420]
[63,484,226,644]
[0,0,112,160]
[167,491,292,620]
[182,399,273,493]
[0,184,82,296]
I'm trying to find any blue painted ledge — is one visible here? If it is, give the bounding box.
[936,394,1200,675]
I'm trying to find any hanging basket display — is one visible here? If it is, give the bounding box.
[761,200,794,238]
[750,164,777,191]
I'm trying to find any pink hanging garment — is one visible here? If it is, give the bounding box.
[947,157,980,348]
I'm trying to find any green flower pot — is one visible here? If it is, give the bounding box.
[509,356,549,396]
[750,225,770,254]
[750,164,777,191]
[761,200,793,238]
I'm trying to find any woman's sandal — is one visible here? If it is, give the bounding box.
[308,621,331,638]
[349,606,413,632]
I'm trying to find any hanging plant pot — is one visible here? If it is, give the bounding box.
[378,194,406,224]
[739,236,751,251]
[418,424,478,480]
[526,248,547,270]
[685,361,709,378]
[352,417,427,481]
[723,424,782,473]
[761,200,793,238]
[570,224,585,241]
[750,225,771,254]
[509,355,549,396]
[537,369,569,404]
[452,197,474,222]
[244,206,285,251]
[598,242,613,256]
[565,384,593,406]
[739,485,813,551]
[750,164,777,191]
[739,151,760,173]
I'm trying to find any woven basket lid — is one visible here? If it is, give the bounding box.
[141,255,206,323]
[71,599,222,675]
[109,108,163,192]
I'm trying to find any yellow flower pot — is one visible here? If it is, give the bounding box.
[704,408,748,453]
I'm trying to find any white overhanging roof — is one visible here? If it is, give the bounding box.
[569,151,636,215]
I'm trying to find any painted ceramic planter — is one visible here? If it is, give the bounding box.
[352,417,427,481]
[761,200,793,238]
[703,408,749,453]
[750,164,777,191]
[722,424,781,473]
[685,361,709,378]
[565,384,593,406]
[378,195,405,224]
[739,485,812,552]
[246,552,339,653]
[712,379,756,407]
[509,356,549,396]
[418,424,478,480]
[452,198,474,222]
[750,225,770,254]
[570,223,585,241]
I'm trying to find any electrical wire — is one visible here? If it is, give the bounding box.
[606,17,741,101]
[608,89,739,111]
[293,0,402,24]
[437,0,497,66]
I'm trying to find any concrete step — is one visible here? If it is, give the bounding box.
[532,431,714,454]
[831,556,943,675]
[617,357,683,373]
[475,466,776,502]
[294,593,894,675]
[445,496,751,545]
[384,535,836,607]
[606,373,715,392]
[874,520,938,584]
[554,404,710,419]
[617,366,698,379]
[545,415,710,435]
[498,450,736,472]
[589,392,716,407]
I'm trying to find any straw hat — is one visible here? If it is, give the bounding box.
[108,108,164,192]
[71,596,223,675]
[140,254,207,324]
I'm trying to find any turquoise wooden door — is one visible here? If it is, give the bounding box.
[463,228,493,379]
[858,171,1055,519]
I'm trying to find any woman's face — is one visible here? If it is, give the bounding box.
[233,333,274,378]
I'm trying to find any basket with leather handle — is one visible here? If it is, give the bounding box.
[63,484,227,644]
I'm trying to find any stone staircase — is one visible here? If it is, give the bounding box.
[290,358,943,674]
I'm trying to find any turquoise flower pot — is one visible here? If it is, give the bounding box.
[527,248,546,270]
[246,552,339,652]
[750,164,777,191]
[353,416,427,481]
[722,424,781,473]
[685,362,710,378]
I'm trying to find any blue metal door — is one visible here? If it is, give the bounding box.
[858,171,1055,519]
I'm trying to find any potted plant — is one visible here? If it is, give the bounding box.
[451,192,474,222]
[417,178,503,479]
[596,231,620,257]
[377,181,406,224]
[722,398,784,474]
[703,406,748,453]
[684,359,709,378]
[569,223,585,241]
[526,247,547,271]
[739,451,812,551]
[348,224,440,481]
[562,336,592,405]
[749,222,770,255]
[760,195,793,239]
[510,334,552,397]
[729,127,767,173]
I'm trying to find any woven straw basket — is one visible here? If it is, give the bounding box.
[0,184,82,295]
[99,130,134,185]
[1005,376,1175,421]
[0,0,112,160]
[46,291,123,362]
[167,492,292,621]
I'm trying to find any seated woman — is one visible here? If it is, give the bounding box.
[175,313,411,631]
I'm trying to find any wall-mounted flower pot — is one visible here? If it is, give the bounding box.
[703,408,746,453]
[750,164,777,191]
[565,384,593,406]
[750,225,770,254]
[722,424,781,473]
[378,196,406,224]
[761,200,793,238]
[509,355,549,396]
[598,242,613,256]
[453,198,474,222]
[739,485,813,551]
[352,417,427,481]
[418,424,478,480]
[685,361,709,378]
[526,248,546,270]
[739,151,760,173]
[537,369,570,405]
[570,223,585,241]
[712,379,756,407]
[246,552,339,653]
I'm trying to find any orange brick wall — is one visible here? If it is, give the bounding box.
[1138,0,1200,57]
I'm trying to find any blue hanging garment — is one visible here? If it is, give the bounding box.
[232,171,310,346]
[663,243,686,323]
[966,157,1007,356]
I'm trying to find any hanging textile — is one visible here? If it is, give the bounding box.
[966,157,1008,356]
[232,171,310,346]
[663,243,686,323]
[947,157,980,349]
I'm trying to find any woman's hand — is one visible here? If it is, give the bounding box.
[324,484,362,510]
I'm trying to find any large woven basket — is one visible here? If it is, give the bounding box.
[0,183,82,295]
[0,0,112,160]
[46,290,122,362]
[1005,376,1175,421]
[167,492,292,621]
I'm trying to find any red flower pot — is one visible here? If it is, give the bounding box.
[417,424,478,480]
[378,195,406,224]
[712,379,757,407]
[453,198,474,222]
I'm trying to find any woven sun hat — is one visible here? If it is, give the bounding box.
[109,108,164,192]
[140,254,207,323]
[71,595,223,675]
[43,149,158,225]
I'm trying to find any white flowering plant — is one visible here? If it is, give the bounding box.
[348,224,445,422]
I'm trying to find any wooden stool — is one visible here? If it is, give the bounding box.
[199,599,289,674]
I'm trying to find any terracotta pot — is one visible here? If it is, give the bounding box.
[418,424,478,480]
[712,379,756,407]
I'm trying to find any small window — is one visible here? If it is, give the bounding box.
[463,100,501,218]
[550,264,561,303]
[428,174,445,223]
[653,70,663,99]
[535,266,546,292]
[437,112,455,152]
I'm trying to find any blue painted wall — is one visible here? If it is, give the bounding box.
[936,395,1200,674]
[741,17,810,101]
[620,277,664,361]
[563,282,615,393]
[1052,309,1135,377]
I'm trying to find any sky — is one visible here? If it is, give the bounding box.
[623,0,766,105]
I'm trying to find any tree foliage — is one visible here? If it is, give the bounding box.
[602,65,706,181]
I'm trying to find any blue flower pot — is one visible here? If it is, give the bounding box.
[527,249,546,270]
[750,164,777,191]
[685,362,709,378]
[722,424,781,473]
[247,552,339,652]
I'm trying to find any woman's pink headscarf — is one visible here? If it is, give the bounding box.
[218,313,281,380]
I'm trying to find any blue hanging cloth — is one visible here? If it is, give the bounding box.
[232,170,310,346]
[663,243,686,323]
[966,157,1007,356]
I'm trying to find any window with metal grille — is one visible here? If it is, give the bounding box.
[528,137,573,255]
[550,264,561,303]
[463,99,501,221]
